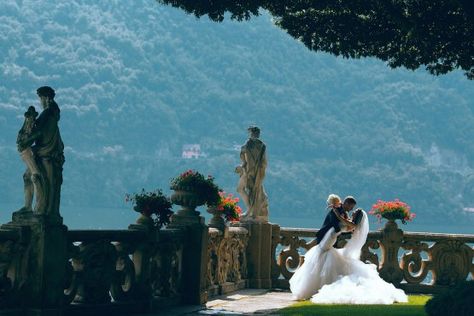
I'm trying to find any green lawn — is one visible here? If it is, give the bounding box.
[278,295,431,316]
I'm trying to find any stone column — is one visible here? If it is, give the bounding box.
[378,219,404,285]
[168,214,208,305]
[2,213,68,315]
[235,220,273,288]
[128,222,154,303]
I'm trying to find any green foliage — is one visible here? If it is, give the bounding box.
[126,189,173,227]
[425,281,474,316]
[0,1,473,229]
[158,0,474,79]
[280,295,431,316]
[171,170,221,206]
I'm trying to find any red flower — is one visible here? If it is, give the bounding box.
[214,191,242,222]
[370,199,414,224]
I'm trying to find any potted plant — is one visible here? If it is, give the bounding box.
[208,191,242,230]
[369,199,416,225]
[170,169,220,217]
[125,189,173,228]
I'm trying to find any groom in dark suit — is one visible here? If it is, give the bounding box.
[315,196,357,244]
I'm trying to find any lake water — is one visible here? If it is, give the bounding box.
[0,203,473,234]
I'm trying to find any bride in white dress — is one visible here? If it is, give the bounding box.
[289,194,407,304]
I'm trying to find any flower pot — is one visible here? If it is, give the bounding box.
[170,186,206,217]
[207,206,226,231]
[136,212,154,227]
[383,218,398,230]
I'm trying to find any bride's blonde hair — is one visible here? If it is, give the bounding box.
[327,194,342,209]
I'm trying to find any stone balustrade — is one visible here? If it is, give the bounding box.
[271,220,474,294]
[0,220,186,315]
[63,228,185,315]
[0,214,473,315]
[207,226,249,296]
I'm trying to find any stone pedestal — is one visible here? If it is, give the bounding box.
[169,213,205,227]
[169,216,208,305]
[234,221,272,288]
[379,219,404,285]
[207,207,226,231]
[2,213,67,315]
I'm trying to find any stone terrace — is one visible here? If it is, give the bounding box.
[137,289,294,315]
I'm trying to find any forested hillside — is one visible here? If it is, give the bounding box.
[1,0,473,226]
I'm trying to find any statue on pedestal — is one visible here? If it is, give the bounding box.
[16,106,46,213]
[235,126,269,222]
[16,86,65,218]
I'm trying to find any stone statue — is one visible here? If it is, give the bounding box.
[16,86,65,218]
[235,126,269,222]
[16,106,46,213]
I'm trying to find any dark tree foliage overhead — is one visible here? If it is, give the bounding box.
[158,0,474,79]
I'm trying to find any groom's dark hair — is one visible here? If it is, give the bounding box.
[343,196,357,205]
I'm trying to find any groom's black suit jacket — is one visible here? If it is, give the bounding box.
[315,207,347,244]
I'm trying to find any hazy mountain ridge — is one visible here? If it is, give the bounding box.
[0,0,473,226]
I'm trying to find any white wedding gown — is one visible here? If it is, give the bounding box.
[289,211,407,304]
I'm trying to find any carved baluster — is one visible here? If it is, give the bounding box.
[169,241,183,297]
[430,240,472,285]
[207,233,219,290]
[278,233,302,280]
[378,220,404,285]
[150,242,168,297]
[471,244,474,279]
[270,224,281,282]
[239,233,249,280]
[217,239,231,285]
[110,242,136,301]
[161,241,173,297]
[64,242,80,305]
[207,228,218,295]
[150,238,182,298]
[229,238,242,282]
[361,238,380,267]
[400,240,431,284]
[73,240,117,304]
[130,241,152,300]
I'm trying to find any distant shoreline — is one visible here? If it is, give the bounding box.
[1,203,472,234]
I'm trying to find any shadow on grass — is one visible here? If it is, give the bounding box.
[278,295,430,316]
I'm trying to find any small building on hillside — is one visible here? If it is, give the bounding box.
[182,144,201,159]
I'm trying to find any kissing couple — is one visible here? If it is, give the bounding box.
[289,194,408,304]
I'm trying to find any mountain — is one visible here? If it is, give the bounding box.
[1,0,473,228]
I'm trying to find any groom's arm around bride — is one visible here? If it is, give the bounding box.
[315,195,357,244]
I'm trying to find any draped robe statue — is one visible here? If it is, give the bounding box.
[235,126,269,222]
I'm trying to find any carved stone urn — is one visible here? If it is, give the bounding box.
[170,186,206,217]
[135,211,154,228]
[382,218,399,230]
[207,206,225,231]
